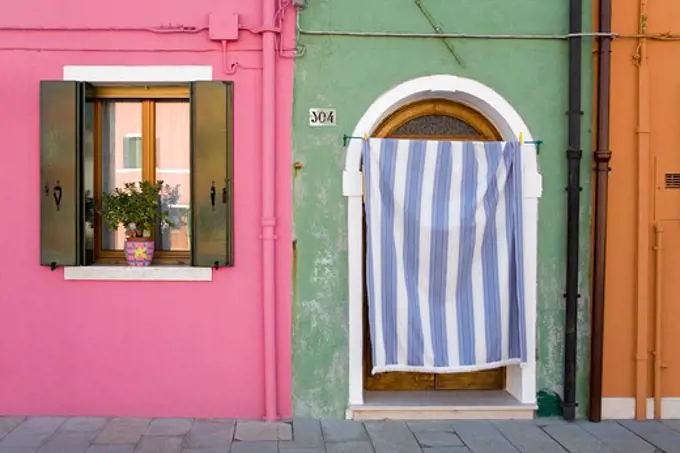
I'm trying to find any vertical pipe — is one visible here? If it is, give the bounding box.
[563,0,583,422]
[634,0,650,421]
[262,0,279,422]
[588,0,612,422]
[653,223,663,419]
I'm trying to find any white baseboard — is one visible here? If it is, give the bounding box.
[602,397,680,419]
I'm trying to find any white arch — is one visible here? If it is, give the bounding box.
[342,75,542,413]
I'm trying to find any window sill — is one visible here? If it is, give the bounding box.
[63,266,212,282]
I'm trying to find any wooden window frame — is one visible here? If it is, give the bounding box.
[90,85,191,265]
[373,99,502,141]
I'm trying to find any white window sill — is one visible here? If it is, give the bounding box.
[63,266,212,282]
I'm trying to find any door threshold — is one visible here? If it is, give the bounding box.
[348,390,537,420]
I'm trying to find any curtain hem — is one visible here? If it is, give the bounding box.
[371,358,523,374]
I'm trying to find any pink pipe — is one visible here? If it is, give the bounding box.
[261,0,279,422]
[0,25,206,33]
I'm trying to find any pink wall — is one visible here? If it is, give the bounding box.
[0,0,294,418]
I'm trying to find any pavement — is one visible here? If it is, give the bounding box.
[1,416,680,453]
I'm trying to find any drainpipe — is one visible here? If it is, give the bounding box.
[653,223,663,419]
[563,0,583,422]
[634,0,650,421]
[588,0,612,422]
[262,0,279,421]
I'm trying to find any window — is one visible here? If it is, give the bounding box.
[123,134,142,169]
[94,89,191,264]
[40,82,234,268]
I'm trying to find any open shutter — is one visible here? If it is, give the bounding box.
[40,81,86,267]
[190,81,234,267]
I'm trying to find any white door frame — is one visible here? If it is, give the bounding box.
[342,74,543,409]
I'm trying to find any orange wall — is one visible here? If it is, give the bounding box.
[604,0,680,398]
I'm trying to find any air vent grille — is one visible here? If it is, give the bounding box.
[665,173,680,189]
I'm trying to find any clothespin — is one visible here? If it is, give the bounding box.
[519,132,524,146]
[363,132,368,141]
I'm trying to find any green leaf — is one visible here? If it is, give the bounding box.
[99,180,175,239]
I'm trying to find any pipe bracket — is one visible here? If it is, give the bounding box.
[261,216,278,227]
[260,217,278,240]
[594,149,612,162]
[566,148,583,160]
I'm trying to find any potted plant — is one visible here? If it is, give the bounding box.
[100,181,173,266]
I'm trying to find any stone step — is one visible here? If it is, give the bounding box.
[348,390,537,420]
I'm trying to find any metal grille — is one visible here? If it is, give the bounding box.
[665,173,680,189]
[392,115,481,137]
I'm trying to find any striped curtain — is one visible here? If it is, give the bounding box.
[363,139,526,374]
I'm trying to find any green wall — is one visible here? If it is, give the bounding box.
[291,0,593,418]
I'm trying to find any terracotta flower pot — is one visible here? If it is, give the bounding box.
[124,238,155,266]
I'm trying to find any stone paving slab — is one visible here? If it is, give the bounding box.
[234,421,292,442]
[93,419,150,445]
[413,431,464,448]
[61,418,109,434]
[365,421,421,453]
[278,448,325,453]
[452,421,520,453]
[38,430,97,453]
[578,420,658,453]
[0,417,66,448]
[492,421,567,453]
[322,420,369,442]
[422,448,471,453]
[145,419,193,437]
[180,448,227,453]
[0,416,678,452]
[326,441,374,453]
[86,446,134,453]
[184,419,234,449]
[0,447,42,453]
[286,419,323,448]
[135,435,183,453]
[230,440,277,453]
[542,423,614,453]
[0,419,26,440]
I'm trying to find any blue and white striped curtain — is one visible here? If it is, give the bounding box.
[363,139,527,374]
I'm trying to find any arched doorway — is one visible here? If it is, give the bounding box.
[344,75,541,413]
[362,99,506,391]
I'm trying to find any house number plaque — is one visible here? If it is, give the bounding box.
[309,108,336,127]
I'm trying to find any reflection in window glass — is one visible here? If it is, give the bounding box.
[123,134,142,169]
[101,101,142,251]
[155,102,191,252]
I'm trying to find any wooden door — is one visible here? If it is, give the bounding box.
[363,99,506,391]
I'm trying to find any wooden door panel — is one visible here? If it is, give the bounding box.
[366,372,435,390]
[435,368,505,390]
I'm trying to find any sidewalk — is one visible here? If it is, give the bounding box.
[0,416,678,453]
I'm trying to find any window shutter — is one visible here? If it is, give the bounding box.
[40,81,88,267]
[190,81,234,267]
